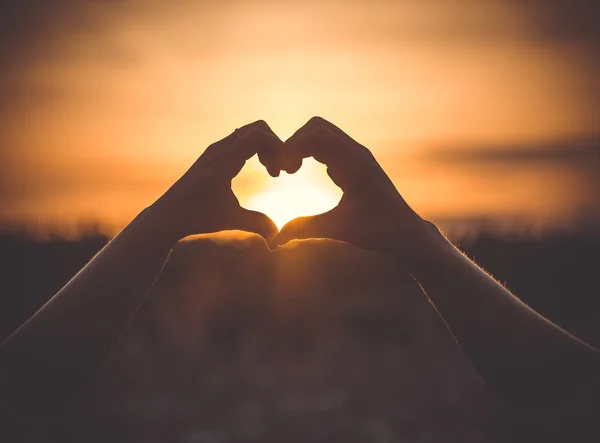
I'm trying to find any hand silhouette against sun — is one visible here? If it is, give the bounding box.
[276,117,436,257]
[149,120,283,245]
[2,116,599,441]
[148,116,436,259]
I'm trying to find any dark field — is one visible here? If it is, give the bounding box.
[1,230,599,442]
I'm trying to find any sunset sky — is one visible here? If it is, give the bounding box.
[1,0,599,235]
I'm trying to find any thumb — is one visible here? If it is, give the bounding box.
[228,208,279,247]
[276,211,338,246]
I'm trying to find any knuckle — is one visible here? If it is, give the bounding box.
[311,125,331,138]
[308,116,327,126]
[299,126,332,148]
[358,143,376,160]
[202,142,221,158]
[237,120,269,134]
[204,142,217,154]
[251,119,270,131]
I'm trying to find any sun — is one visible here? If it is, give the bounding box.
[233,157,343,230]
[245,187,340,230]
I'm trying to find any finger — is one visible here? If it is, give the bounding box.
[290,116,351,141]
[282,118,344,173]
[283,126,362,190]
[275,211,339,246]
[283,125,345,169]
[225,208,279,247]
[227,119,277,144]
[223,128,283,180]
[257,145,281,178]
[237,120,282,177]
[206,120,282,179]
[204,120,274,157]
[287,116,377,167]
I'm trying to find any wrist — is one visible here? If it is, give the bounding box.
[134,204,186,248]
[390,218,455,271]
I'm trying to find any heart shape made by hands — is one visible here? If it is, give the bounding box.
[232,156,342,230]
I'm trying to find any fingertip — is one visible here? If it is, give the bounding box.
[262,157,281,177]
[266,235,279,251]
[275,217,306,245]
[258,151,282,178]
[243,119,276,137]
[281,156,302,174]
[233,209,278,243]
[274,223,290,247]
[261,217,279,242]
[259,222,279,251]
[274,233,290,247]
[283,125,342,170]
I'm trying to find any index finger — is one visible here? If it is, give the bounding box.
[218,120,276,147]
[232,120,283,177]
[289,116,357,145]
[202,120,282,180]
[282,125,363,190]
[222,127,284,180]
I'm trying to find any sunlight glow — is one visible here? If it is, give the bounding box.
[246,188,340,230]
[233,157,342,230]
[2,1,598,234]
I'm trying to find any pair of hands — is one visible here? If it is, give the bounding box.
[150,117,437,259]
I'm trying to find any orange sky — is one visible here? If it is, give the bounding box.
[1,1,599,235]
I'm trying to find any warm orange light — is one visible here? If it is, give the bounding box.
[3,1,597,235]
[233,157,342,230]
[245,187,340,230]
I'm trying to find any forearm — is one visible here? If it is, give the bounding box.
[0,205,178,417]
[0,121,281,422]
[399,222,600,409]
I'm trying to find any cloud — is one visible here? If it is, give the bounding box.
[425,137,600,166]
[0,0,89,69]
[523,0,600,46]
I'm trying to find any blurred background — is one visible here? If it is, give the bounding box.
[1,1,599,441]
[1,0,598,236]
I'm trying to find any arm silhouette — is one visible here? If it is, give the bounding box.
[0,121,283,420]
[2,116,597,435]
[276,117,600,424]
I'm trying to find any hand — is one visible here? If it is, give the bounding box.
[148,120,283,245]
[276,117,439,259]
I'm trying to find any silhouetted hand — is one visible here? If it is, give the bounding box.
[276,117,436,258]
[148,120,283,244]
